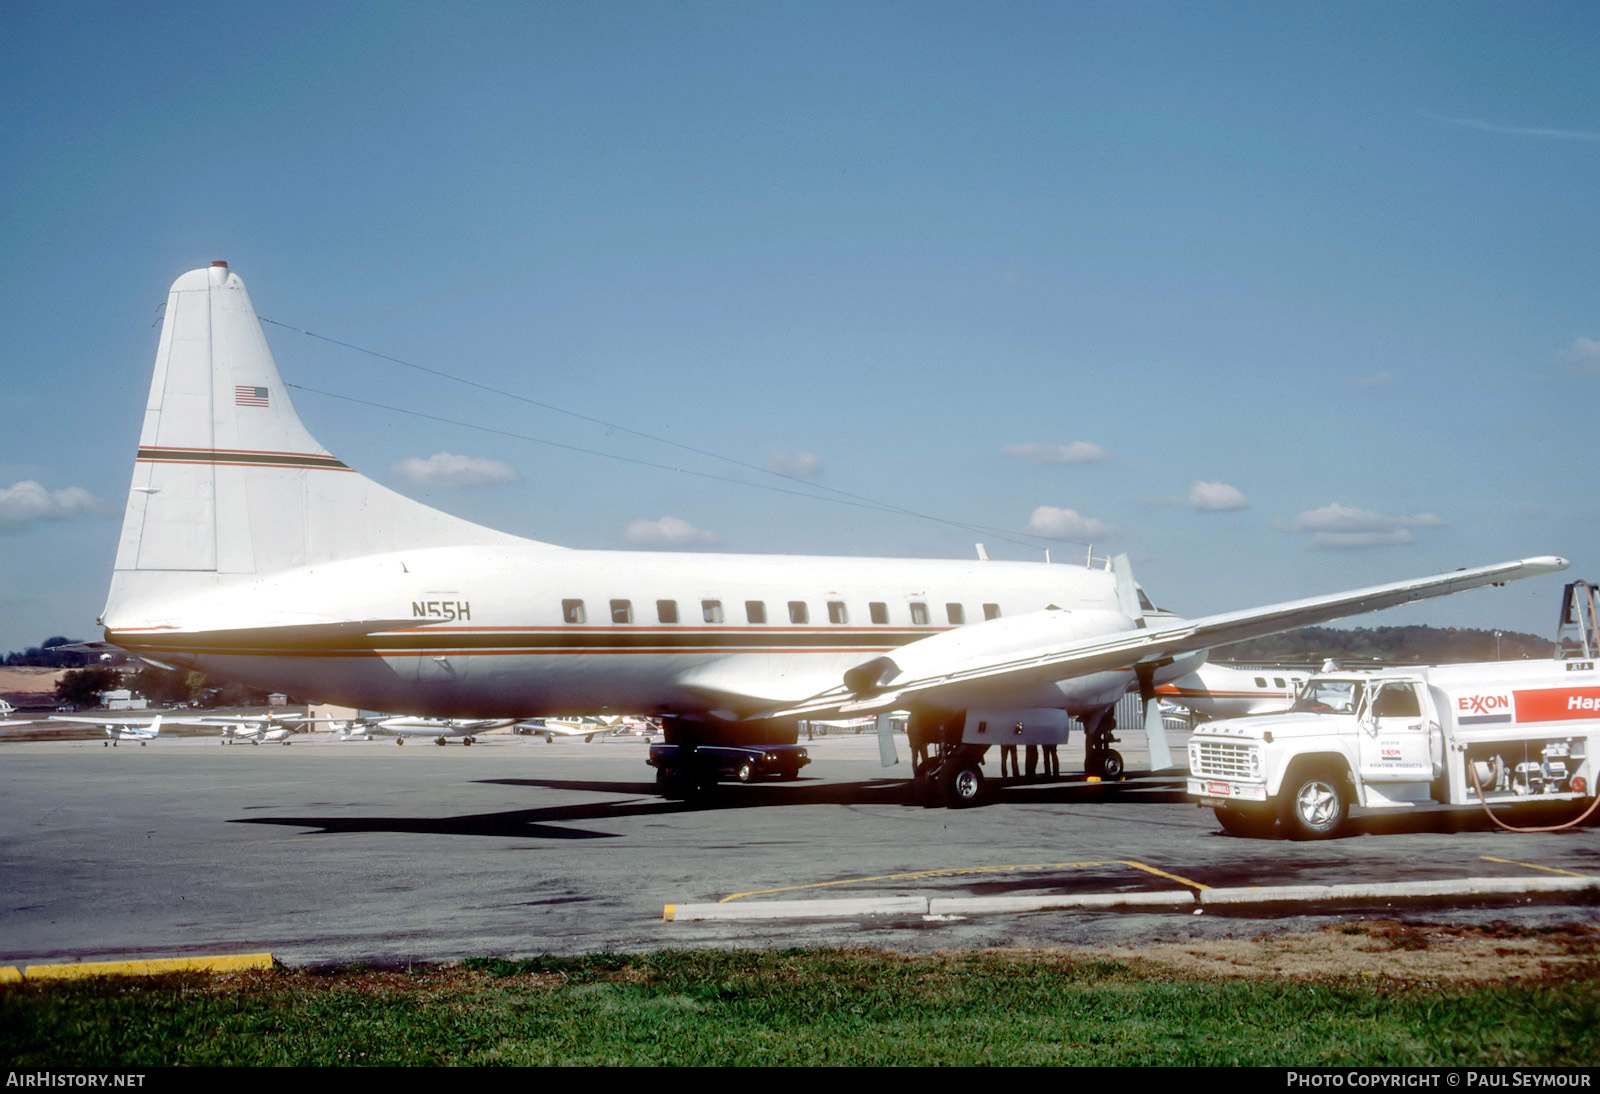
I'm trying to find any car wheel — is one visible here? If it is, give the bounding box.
[1281,771,1349,839]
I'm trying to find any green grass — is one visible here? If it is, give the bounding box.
[3,949,1597,1066]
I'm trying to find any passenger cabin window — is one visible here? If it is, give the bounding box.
[869,602,889,625]
[827,601,848,624]
[946,603,965,625]
[1274,677,1285,688]
[745,600,766,624]
[1255,677,1267,688]
[983,603,1001,620]
[656,600,678,624]
[910,602,929,625]
[562,599,586,624]
[610,599,633,624]
[788,601,809,624]
[702,600,724,624]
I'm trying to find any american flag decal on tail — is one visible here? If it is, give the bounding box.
[235,385,269,407]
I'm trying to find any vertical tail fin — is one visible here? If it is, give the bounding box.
[104,262,546,627]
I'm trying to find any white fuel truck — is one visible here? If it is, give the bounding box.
[1187,582,1600,839]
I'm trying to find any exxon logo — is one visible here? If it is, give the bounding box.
[1458,693,1511,715]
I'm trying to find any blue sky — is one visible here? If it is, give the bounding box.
[2,1,1595,653]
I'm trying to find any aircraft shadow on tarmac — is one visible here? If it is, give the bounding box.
[229,771,1194,841]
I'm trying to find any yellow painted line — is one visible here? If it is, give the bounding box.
[21,953,273,981]
[663,904,675,921]
[718,860,1208,903]
[1481,855,1590,879]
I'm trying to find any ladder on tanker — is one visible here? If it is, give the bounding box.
[1555,581,1600,660]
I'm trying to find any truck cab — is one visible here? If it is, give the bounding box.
[1188,657,1596,839]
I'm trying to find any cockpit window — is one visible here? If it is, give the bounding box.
[1292,680,1364,715]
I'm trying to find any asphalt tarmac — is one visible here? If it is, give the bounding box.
[2,730,1597,968]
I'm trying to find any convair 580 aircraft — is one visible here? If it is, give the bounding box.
[98,263,1566,804]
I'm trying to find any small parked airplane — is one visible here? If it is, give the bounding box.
[46,713,169,746]
[339,716,514,746]
[94,264,1568,804]
[195,712,312,745]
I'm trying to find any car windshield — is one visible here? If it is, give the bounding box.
[1291,679,1364,714]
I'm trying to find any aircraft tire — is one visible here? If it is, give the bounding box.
[1098,749,1124,780]
[945,763,985,808]
[1280,769,1349,840]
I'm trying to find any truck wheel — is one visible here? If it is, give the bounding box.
[945,763,985,808]
[1214,805,1276,838]
[735,760,755,783]
[1281,772,1348,839]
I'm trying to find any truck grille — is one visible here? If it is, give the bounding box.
[1194,741,1256,779]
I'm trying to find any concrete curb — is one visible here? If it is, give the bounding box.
[1198,876,1600,906]
[666,875,1599,921]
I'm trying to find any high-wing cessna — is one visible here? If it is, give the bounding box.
[339,715,514,746]
[46,714,169,746]
[98,264,1567,804]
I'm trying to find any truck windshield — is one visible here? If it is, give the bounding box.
[1291,679,1364,714]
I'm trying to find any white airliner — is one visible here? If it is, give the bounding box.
[96,263,1567,804]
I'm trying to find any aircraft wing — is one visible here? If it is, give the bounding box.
[773,555,1568,717]
[47,714,168,727]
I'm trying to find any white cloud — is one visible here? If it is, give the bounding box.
[390,452,520,488]
[624,515,718,547]
[1026,506,1118,541]
[767,449,822,478]
[1278,503,1445,550]
[0,481,105,531]
[1138,481,1248,511]
[1003,441,1109,465]
[1561,337,1600,377]
[1187,481,1249,511]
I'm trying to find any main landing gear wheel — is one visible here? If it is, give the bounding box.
[1281,772,1349,840]
[1087,749,1124,780]
[944,763,985,808]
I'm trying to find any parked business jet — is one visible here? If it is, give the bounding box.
[96,264,1567,804]
[1153,662,1312,721]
